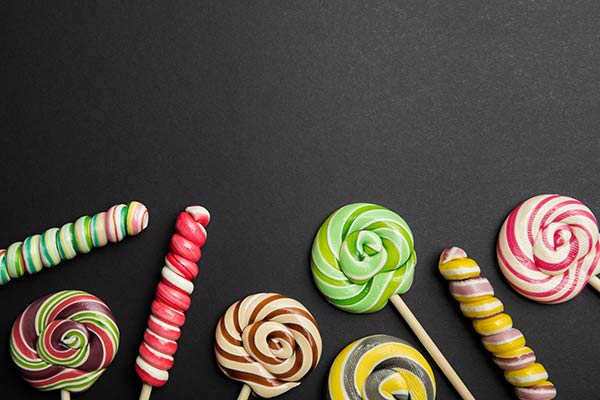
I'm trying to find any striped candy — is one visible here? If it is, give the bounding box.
[497,194,600,304]
[0,201,148,285]
[215,293,322,398]
[10,290,120,393]
[439,247,556,400]
[311,203,416,313]
[135,206,209,388]
[328,334,436,400]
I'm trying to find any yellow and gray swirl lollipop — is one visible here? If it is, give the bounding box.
[328,334,436,400]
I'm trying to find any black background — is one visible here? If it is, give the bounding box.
[3,1,600,399]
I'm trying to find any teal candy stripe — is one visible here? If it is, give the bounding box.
[118,204,127,240]
[90,213,102,247]
[0,252,10,284]
[57,223,77,260]
[40,228,61,267]
[23,235,43,274]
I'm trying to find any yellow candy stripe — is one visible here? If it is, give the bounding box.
[505,363,548,387]
[438,247,556,399]
[473,313,513,336]
[438,258,480,280]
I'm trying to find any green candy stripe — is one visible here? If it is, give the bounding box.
[74,216,93,253]
[311,203,416,314]
[0,251,10,284]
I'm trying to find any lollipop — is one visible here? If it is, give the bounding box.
[135,206,209,400]
[497,194,600,304]
[0,201,148,285]
[10,290,120,400]
[439,247,556,400]
[215,293,322,399]
[328,334,436,400]
[311,203,474,399]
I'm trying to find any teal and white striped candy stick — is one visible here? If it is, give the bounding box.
[0,201,149,285]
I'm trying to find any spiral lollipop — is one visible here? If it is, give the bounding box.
[215,293,322,399]
[439,247,556,400]
[328,334,436,400]
[135,206,209,400]
[10,290,120,400]
[0,201,148,285]
[311,203,474,399]
[497,194,600,304]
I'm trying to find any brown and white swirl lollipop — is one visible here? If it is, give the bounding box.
[215,293,322,399]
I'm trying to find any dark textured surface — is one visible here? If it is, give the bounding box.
[2,1,600,398]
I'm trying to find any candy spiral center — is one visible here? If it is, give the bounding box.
[242,321,297,375]
[533,222,578,275]
[38,320,90,368]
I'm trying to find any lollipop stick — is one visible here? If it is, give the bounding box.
[60,390,70,400]
[237,384,251,400]
[588,276,600,293]
[139,384,153,400]
[389,294,476,400]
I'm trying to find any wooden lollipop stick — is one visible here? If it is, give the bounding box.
[60,390,70,400]
[588,276,600,293]
[139,383,153,400]
[237,384,252,400]
[389,294,476,400]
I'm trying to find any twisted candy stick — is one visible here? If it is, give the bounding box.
[10,290,120,400]
[311,203,474,400]
[497,194,600,304]
[0,201,148,285]
[439,247,557,400]
[215,293,322,399]
[328,334,436,400]
[135,206,209,400]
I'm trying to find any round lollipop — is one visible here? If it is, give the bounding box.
[0,201,148,285]
[311,203,474,399]
[328,334,436,400]
[10,290,120,400]
[215,293,322,399]
[497,194,600,303]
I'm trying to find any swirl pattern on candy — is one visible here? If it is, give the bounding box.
[135,206,210,390]
[328,334,436,400]
[497,194,600,304]
[10,290,120,393]
[311,203,416,313]
[439,247,556,400]
[0,201,148,285]
[215,293,322,398]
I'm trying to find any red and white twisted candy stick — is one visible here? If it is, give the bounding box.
[135,206,209,400]
[497,194,600,304]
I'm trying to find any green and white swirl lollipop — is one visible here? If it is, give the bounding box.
[311,203,475,400]
[311,203,415,313]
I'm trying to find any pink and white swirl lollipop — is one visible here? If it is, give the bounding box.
[497,194,600,304]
